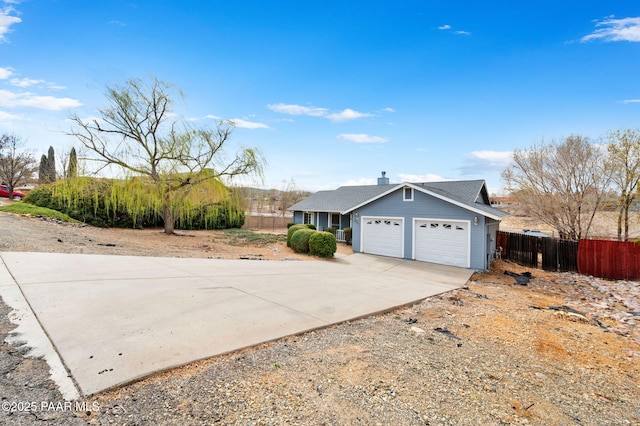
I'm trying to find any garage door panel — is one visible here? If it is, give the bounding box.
[362,218,403,258]
[414,220,469,268]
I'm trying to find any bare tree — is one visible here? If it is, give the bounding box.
[278,179,310,217]
[502,135,612,240]
[0,133,37,200]
[607,128,640,241]
[67,77,263,234]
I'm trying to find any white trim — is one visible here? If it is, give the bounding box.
[343,182,504,221]
[303,211,313,225]
[360,215,405,258]
[330,212,341,228]
[342,186,404,214]
[412,217,471,268]
[403,186,414,201]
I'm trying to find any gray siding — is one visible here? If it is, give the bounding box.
[485,219,500,269]
[352,188,489,270]
[340,214,351,229]
[292,211,351,231]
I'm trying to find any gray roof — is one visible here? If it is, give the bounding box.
[412,180,507,219]
[288,184,395,213]
[288,179,508,220]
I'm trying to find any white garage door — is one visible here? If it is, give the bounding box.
[362,217,404,258]
[414,219,469,268]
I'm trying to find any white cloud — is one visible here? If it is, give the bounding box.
[397,173,448,182]
[230,118,269,129]
[621,99,640,104]
[109,20,127,27]
[337,133,388,144]
[326,108,373,122]
[438,24,471,36]
[0,90,82,110]
[0,110,22,120]
[459,150,513,176]
[267,103,327,117]
[340,177,377,186]
[0,4,21,43]
[381,107,395,113]
[268,103,373,122]
[10,77,45,87]
[187,114,223,122]
[0,66,13,79]
[468,150,513,167]
[581,16,640,43]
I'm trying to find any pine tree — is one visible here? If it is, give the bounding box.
[38,154,48,184]
[67,147,78,178]
[46,146,56,182]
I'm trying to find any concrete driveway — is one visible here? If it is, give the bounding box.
[0,252,472,398]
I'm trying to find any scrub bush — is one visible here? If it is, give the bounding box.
[290,228,316,253]
[343,227,352,245]
[309,231,337,258]
[287,224,309,247]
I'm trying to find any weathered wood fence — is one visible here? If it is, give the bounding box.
[496,231,640,280]
[577,239,640,281]
[496,231,578,272]
[242,215,291,230]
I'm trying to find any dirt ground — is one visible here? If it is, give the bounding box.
[0,210,638,425]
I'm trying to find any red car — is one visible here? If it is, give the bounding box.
[0,185,25,200]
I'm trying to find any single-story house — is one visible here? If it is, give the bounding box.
[288,172,508,270]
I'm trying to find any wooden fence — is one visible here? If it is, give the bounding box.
[242,215,291,230]
[497,231,640,280]
[577,239,640,281]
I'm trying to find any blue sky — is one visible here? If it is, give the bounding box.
[1,1,639,194]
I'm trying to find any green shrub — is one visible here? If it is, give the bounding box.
[287,222,295,228]
[309,231,337,258]
[326,226,337,236]
[287,224,309,247]
[344,227,352,245]
[290,228,316,253]
[305,223,316,230]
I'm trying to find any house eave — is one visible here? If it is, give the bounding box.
[343,182,506,221]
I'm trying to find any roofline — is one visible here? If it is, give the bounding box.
[343,182,505,220]
[341,184,402,214]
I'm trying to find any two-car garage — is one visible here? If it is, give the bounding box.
[361,216,470,268]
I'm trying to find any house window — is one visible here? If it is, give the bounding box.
[303,212,313,225]
[331,213,340,228]
[403,187,413,201]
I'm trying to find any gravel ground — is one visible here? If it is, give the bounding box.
[0,212,639,425]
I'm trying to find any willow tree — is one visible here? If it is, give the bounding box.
[67,77,262,234]
[502,135,611,241]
